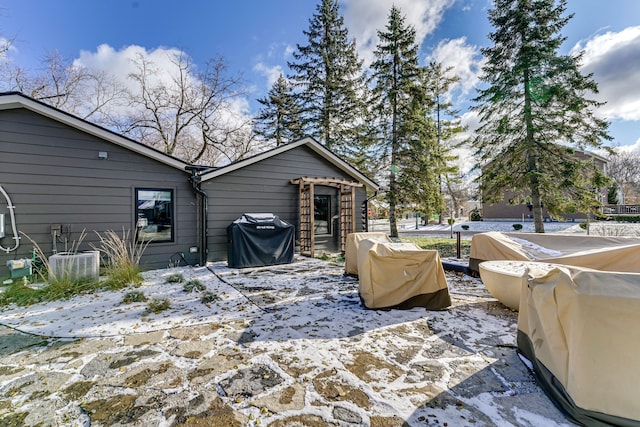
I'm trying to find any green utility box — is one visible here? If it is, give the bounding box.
[6,259,32,279]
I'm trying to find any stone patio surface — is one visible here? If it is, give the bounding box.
[0,256,574,426]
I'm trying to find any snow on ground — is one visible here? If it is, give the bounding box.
[0,256,574,426]
[384,219,585,234]
[0,258,486,340]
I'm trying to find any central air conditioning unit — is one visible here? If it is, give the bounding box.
[49,251,100,281]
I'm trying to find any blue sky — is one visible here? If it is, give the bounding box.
[2,0,640,153]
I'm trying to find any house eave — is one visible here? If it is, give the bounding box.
[200,136,380,191]
[0,92,190,172]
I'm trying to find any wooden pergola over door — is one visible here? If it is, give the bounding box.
[290,177,362,257]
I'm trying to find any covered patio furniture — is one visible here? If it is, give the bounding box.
[357,239,451,310]
[518,264,640,426]
[470,231,640,273]
[478,260,557,310]
[344,231,392,276]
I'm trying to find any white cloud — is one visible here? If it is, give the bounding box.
[252,42,293,90]
[283,44,295,60]
[252,1,457,90]
[461,110,481,134]
[434,110,479,182]
[616,138,640,153]
[343,0,456,65]
[573,26,640,121]
[73,44,252,131]
[74,44,189,94]
[427,37,484,101]
[253,62,283,88]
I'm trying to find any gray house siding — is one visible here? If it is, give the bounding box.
[0,108,198,277]
[201,144,370,261]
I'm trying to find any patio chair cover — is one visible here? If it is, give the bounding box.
[470,231,640,273]
[517,264,640,426]
[357,240,451,310]
[345,232,392,275]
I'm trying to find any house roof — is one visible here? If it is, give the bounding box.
[199,137,380,191]
[0,91,190,171]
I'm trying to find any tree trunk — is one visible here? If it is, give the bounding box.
[529,163,545,233]
[389,174,398,238]
[524,67,545,233]
[445,176,459,218]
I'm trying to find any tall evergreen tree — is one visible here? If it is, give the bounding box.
[426,62,465,222]
[288,0,366,158]
[254,74,303,146]
[472,0,611,232]
[371,6,436,237]
[394,85,442,224]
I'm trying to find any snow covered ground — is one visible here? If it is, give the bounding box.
[374,218,583,234]
[0,256,574,426]
[378,217,640,237]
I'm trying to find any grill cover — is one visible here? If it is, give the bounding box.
[227,213,295,268]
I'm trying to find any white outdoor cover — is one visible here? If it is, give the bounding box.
[471,231,640,273]
[357,239,451,310]
[345,232,392,275]
[478,260,556,310]
[518,264,640,424]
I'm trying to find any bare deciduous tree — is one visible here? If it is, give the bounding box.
[1,48,255,167]
[1,50,126,128]
[122,52,251,165]
[0,36,13,59]
[606,148,640,204]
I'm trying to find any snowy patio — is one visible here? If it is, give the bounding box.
[0,255,573,426]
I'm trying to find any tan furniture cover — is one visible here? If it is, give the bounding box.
[357,239,451,310]
[470,231,640,273]
[478,260,556,310]
[345,232,392,276]
[518,264,640,426]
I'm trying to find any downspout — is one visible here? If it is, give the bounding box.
[186,166,210,266]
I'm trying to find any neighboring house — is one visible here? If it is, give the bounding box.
[481,150,609,221]
[0,92,378,278]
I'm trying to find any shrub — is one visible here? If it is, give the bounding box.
[200,291,219,304]
[165,273,184,284]
[93,229,149,289]
[146,298,170,314]
[579,223,588,230]
[316,252,344,263]
[401,236,472,258]
[461,225,469,230]
[122,290,147,304]
[512,224,523,231]
[469,208,483,221]
[183,279,205,293]
[617,215,640,223]
[0,281,41,306]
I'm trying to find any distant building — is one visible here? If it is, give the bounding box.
[481,150,608,222]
